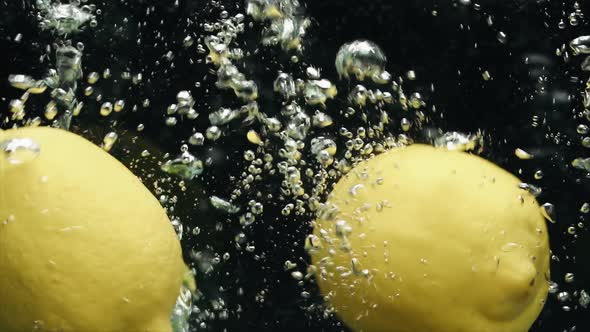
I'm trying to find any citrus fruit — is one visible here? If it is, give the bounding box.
[310,144,550,332]
[0,126,188,332]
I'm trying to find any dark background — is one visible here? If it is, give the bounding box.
[1,0,589,331]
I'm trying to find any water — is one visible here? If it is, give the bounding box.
[1,0,589,331]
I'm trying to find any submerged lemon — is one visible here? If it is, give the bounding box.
[0,127,188,332]
[311,144,550,332]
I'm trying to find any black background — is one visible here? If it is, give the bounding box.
[1,0,589,331]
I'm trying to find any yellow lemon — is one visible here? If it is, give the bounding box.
[311,144,550,332]
[0,127,188,332]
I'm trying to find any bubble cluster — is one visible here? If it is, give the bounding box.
[216,59,259,101]
[246,0,310,51]
[6,0,98,129]
[433,131,484,152]
[36,0,96,35]
[161,150,204,181]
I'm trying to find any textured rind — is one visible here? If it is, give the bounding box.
[0,127,186,332]
[312,144,550,332]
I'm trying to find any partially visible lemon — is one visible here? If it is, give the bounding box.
[311,144,550,332]
[0,127,189,332]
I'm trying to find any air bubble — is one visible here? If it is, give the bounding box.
[335,40,389,84]
[541,203,556,223]
[100,102,113,117]
[515,148,534,160]
[1,138,41,165]
[102,132,118,152]
[161,151,204,180]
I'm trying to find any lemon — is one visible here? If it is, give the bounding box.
[311,144,550,332]
[0,127,188,332]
